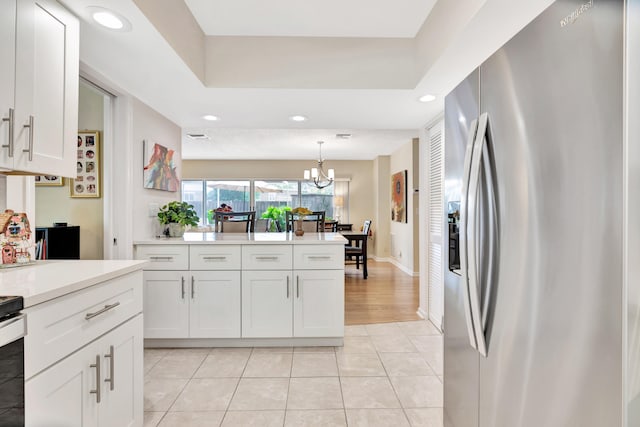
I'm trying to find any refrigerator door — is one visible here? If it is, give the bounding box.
[444,69,480,427]
[477,1,623,426]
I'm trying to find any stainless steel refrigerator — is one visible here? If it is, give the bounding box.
[443,0,639,426]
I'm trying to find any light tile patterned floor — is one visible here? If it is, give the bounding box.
[143,320,443,427]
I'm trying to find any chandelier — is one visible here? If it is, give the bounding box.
[303,141,335,189]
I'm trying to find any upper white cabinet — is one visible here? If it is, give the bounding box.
[0,0,78,176]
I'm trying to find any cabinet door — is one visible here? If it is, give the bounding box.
[25,340,99,427]
[99,315,143,427]
[143,271,189,338]
[14,0,78,176]
[190,271,241,338]
[242,271,292,338]
[0,0,16,169]
[293,270,344,337]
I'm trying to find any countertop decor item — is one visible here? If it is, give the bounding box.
[0,210,34,266]
[291,207,312,236]
[157,201,199,237]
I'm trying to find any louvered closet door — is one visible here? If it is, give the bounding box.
[428,122,444,330]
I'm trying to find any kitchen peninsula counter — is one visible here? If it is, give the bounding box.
[134,232,346,347]
[134,231,348,245]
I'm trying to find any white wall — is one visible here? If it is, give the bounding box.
[131,97,182,241]
[389,140,417,275]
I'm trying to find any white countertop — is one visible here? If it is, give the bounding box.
[134,232,348,245]
[0,260,147,307]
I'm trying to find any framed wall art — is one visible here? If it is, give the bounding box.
[71,131,100,198]
[391,170,407,223]
[143,140,179,192]
[35,176,63,186]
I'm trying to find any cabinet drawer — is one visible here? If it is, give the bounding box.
[135,245,189,270]
[242,245,292,270]
[24,270,143,380]
[190,245,241,270]
[294,245,345,270]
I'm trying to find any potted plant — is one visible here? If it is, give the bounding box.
[260,206,291,232]
[157,201,199,237]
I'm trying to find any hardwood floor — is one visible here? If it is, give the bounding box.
[344,259,421,325]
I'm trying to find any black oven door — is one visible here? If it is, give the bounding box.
[0,314,25,427]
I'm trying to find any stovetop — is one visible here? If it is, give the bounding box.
[0,296,23,319]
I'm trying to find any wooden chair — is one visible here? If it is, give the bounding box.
[343,220,372,279]
[285,211,326,232]
[214,211,256,232]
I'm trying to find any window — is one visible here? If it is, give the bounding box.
[205,181,250,223]
[181,179,348,226]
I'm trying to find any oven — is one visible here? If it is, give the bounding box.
[0,296,25,427]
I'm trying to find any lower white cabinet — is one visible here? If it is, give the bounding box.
[26,314,143,427]
[143,270,241,338]
[242,270,344,338]
[242,271,293,338]
[294,270,344,337]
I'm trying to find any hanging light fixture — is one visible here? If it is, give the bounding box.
[303,141,335,189]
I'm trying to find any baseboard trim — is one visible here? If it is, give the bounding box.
[145,337,344,348]
[388,258,420,277]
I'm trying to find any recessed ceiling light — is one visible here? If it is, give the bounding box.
[87,7,132,31]
[419,94,436,103]
[289,115,308,122]
[203,115,219,121]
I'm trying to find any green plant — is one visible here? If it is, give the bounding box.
[157,201,199,227]
[260,205,291,231]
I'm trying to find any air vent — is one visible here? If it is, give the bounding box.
[336,133,352,139]
[186,133,209,140]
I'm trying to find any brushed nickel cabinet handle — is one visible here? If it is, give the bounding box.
[149,256,173,261]
[286,275,290,299]
[255,256,278,260]
[181,276,185,299]
[22,115,33,161]
[90,354,101,403]
[203,256,226,260]
[104,345,114,391]
[2,108,14,157]
[85,302,120,320]
[296,276,300,298]
[191,276,195,299]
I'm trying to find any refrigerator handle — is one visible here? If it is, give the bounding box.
[459,118,479,351]
[468,112,489,357]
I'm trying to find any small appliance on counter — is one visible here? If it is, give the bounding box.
[0,296,25,426]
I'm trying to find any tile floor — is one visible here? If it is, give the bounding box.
[144,320,443,427]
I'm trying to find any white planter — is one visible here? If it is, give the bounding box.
[168,223,185,237]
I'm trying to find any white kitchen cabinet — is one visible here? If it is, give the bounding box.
[135,238,345,344]
[0,0,78,176]
[0,0,17,170]
[293,270,344,337]
[242,270,293,338]
[143,270,242,339]
[26,335,99,427]
[143,271,189,339]
[26,314,143,427]
[190,271,241,338]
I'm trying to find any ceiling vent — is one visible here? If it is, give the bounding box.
[335,133,352,139]
[186,133,209,140]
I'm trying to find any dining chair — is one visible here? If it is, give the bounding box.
[344,219,372,279]
[285,211,326,232]
[214,211,256,232]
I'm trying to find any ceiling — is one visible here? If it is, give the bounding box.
[60,0,554,160]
